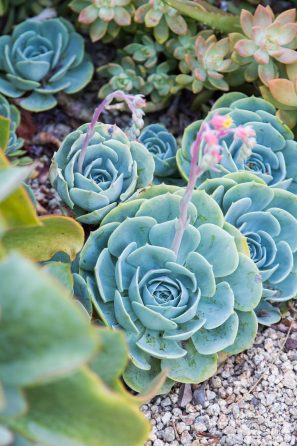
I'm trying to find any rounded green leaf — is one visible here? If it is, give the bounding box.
[11,369,150,446]
[224,310,258,355]
[161,340,218,383]
[0,254,98,386]
[224,253,263,311]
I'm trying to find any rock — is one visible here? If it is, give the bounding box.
[161,412,171,425]
[143,321,297,446]
[153,440,164,446]
[283,371,296,389]
[178,384,193,408]
[162,427,175,442]
[193,384,206,407]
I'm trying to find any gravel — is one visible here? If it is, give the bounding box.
[142,310,297,446]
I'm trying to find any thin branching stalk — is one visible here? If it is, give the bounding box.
[77,90,145,173]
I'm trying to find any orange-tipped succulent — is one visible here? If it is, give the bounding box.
[260,63,297,128]
[231,5,297,86]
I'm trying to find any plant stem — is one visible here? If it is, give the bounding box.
[171,129,204,255]
[77,97,110,174]
[163,0,241,33]
[77,90,145,174]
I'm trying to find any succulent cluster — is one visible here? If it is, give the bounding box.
[0,18,94,112]
[231,6,297,86]
[77,186,262,391]
[50,122,154,224]
[134,0,188,44]
[98,51,177,106]
[200,172,297,325]
[0,94,23,155]
[70,0,135,42]
[175,34,236,94]
[177,93,297,193]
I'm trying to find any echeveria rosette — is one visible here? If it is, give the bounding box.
[177,92,297,193]
[175,35,236,94]
[230,6,297,86]
[124,35,163,69]
[0,18,94,112]
[0,94,23,156]
[200,172,297,326]
[139,124,178,180]
[98,57,146,99]
[134,0,188,44]
[70,0,135,43]
[50,122,155,225]
[77,186,262,391]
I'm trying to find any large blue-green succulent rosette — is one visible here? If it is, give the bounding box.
[77,186,262,391]
[139,124,178,179]
[0,18,94,112]
[50,122,155,225]
[177,92,297,192]
[200,172,297,326]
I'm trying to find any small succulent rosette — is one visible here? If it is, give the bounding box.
[134,0,188,44]
[0,94,23,156]
[177,92,297,192]
[200,172,297,326]
[0,18,94,112]
[231,6,297,86]
[50,122,155,225]
[77,186,262,392]
[139,124,178,181]
[70,0,135,42]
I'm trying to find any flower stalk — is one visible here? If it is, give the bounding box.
[172,116,256,255]
[77,90,146,173]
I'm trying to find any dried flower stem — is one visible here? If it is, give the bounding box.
[77,90,146,173]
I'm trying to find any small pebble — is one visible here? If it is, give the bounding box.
[143,324,297,446]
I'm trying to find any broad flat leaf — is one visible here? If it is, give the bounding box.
[0,116,9,152]
[0,253,98,386]
[90,329,128,387]
[0,152,39,228]
[11,369,149,446]
[2,216,84,262]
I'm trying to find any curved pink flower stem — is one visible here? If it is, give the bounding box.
[77,90,146,173]
[171,118,256,256]
[171,129,204,255]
